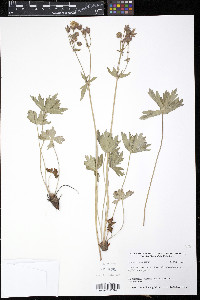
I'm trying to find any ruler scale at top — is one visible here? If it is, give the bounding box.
[8,1,104,16]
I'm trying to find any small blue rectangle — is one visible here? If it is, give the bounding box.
[121,11,124,14]
[125,7,128,10]
[110,4,112,7]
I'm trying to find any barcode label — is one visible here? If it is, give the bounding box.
[96,283,120,291]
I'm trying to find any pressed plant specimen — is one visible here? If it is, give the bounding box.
[140,89,184,226]
[27,93,68,209]
[65,21,150,260]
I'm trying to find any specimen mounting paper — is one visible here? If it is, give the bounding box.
[0,16,196,295]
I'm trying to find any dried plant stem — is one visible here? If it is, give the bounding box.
[102,44,123,244]
[108,152,131,241]
[143,113,164,226]
[108,201,125,241]
[88,87,101,260]
[74,51,86,77]
[110,78,119,133]
[122,152,131,189]
[103,154,110,242]
[53,145,60,193]
[36,125,50,194]
[72,45,101,259]
[112,152,131,219]
[88,52,102,261]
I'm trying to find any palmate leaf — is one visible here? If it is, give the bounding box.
[109,147,124,176]
[121,132,151,154]
[97,130,119,153]
[27,110,50,125]
[140,88,184,120]
[39,126,65,149]
[84,154,103,172]
[44,94,68,114]
[84,154,103,181]
[30,94,67,115]
[113,188,134,204]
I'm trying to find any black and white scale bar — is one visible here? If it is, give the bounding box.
[8,1,104,16]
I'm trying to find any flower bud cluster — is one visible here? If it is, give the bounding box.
[65,21,91,50]
[116,25,137,45]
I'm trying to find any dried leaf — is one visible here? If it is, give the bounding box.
[54,136,65,144]
[107,67,118,78]
[27,110,50,125]
[107,217,116,226]
[37,111,51,125]
[44,94,68,114]
[80,84,87,101]
[30,94,45,111]
[27,110,38,124]
[84,154,103,181]
[140,89,184,120]
[80,76,97,101]
[107,225,113,233]
[39,126,65,149]
[81,72,87,81]
[148,89,164,109]
[99,240,110,251]
[113,188,134,204]
[84,154,103,172]
[90,76,97,82]
[46,168,59,178]
[97,130,119,153]
[109,147,124,176]
[118,71,131,78]
[121,132,151,154]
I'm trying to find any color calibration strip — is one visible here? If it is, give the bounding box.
[108,1,134,15]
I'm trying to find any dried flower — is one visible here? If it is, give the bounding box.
[65,25,70,33]
[85,27,90,34]
[77,24,82,30]
[70,21,79,30]
[116,32,122,38]
[81,28,86,35]
[77,41,82,46]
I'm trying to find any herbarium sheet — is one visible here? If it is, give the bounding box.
[1,16,196,296]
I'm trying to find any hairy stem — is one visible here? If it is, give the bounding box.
[143,113,164,226]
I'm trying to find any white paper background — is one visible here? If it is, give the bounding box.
[1,16,196,295]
